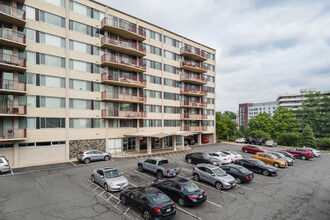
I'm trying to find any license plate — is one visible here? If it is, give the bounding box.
[166,208,171,212]
[199,195,203,198]
[173,173,176,176]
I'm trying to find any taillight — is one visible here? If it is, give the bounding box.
[224,159,227,161]
[173,202,176,207]
[189,195,199,200]
[245,175,249,179]
[167,170,170,173]
[80,154,84,157]
[193,167,195,171]
[4,164,9,167]
[154,207,163,213]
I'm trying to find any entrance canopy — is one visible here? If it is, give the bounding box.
[125,131,195,138]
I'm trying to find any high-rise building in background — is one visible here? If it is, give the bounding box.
[0,0,216,167]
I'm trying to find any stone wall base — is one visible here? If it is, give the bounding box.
[69,139,106,159]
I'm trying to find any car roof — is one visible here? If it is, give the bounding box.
[101,167,117,171]
[221,164,241,168]
[196,163,218,169]
[147,157,167,160]
[163,178,190,185]
[128,187,162,195]
[241,158,259,162]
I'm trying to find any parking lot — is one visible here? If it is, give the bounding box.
[1,143,330,220]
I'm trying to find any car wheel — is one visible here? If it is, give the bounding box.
[157,171,163,179]
[188,158,192,164]
[301,155,307,160]
[84,158,90,164]
[91,175,95,183]
[244,150,248,153]
[120,195,126,205]
[262,170,269,176]
[104,183,108,192]
[104,155,110,161]
[138,164,144,172]
[193,174,200,181]
[215,182,223,190]
[235,177,241,184]
[274,163,279,168]
[178,197,185,207]
[143,210,151,220]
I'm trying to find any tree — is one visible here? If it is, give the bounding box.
[250,130,271,140]
[296,92,330,138]
[216,112,238,140]
[298,125,316,148]
[277,132,300,147]
[248,113,272,134]
[270,107,298,139]
[224,111,236,119]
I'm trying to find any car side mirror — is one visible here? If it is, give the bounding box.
[121,172,124,175]
[211,174,215,176]
[100,175,104,178]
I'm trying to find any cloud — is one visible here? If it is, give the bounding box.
[97,0,330,112]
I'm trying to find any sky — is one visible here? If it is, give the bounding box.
[97,0,330,113]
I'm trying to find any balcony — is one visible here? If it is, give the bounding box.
[180,74,207,85]
[101,37,146,57]
[0,79,26,94]
[0,53,26,72]
[180,46,207,61]
[180,61,207,73]
[180,113,207,120]
[180,126,207,132]
[180,87,207,96]
[0,2,26,26]
[102,91,146,103]
[101,17,146,41]
[101,54,146,73]
[180,100,207,108]
[101,109,147,119]
[0,104,27,116]
[0,129,27,142]
[0,28,26,49]
[101,72,146,88]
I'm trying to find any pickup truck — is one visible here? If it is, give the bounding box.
[137,157,181,179]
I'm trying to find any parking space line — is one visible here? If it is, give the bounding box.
[133,170,155,180]
[70,162,77,167]
[236,185,253,191]
[180,167,192,172]
[206,200,223,208]
[129,182,138,187]
[176,207,201,220]
[10,168,14,175]
[123,207,130,215]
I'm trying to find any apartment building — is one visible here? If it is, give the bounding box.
[238,101,277,129]
[0,0,216,167]
[278,88,330,110]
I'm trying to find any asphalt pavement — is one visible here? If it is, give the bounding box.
[0,143,329,220]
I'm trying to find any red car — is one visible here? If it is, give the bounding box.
[202,138,209,144]
[282,148,314,160]
[242,145,267,154]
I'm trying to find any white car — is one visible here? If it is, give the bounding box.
[221,150,243,162]
[235,138,246,143]
[209,152,232,164]
[303,147,321,157]
[0,156,10,174]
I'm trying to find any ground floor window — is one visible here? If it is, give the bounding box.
[108,138,122,153]
[176,136,181,146]
[164,136,172,147]
[123,137,135,151]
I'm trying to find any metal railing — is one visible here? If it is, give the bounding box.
[181,60,207,71]
[0,104,26,115]
[102,109,147,118]
[0,53,26,67]
[101,17,146,38]
[0,129,26,139]
[0,79,26,92]
[0,2,26,20]
[180,113,207,120]
[101,54,146,71]
[101,36,146,54]
[0,28,26,44]
[101,72,146,87]
[101,91,146,102]
[180,87,207,95]
[180,74,207,83]
[180,100,207,108]
[180,46,207,59]
[180,126,207,132]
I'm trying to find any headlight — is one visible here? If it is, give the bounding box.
[222,179,229,183]
[280,162,284,164]
[109,182,115,186]
[213,162,217,165]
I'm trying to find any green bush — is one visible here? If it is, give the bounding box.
[229,136,237,142]
[316,137,330,150]
[277,132,300,147]
[250,130,271,140]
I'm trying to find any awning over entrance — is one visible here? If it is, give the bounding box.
[125,131,195,138]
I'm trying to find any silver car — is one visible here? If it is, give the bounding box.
[91,167,129,192]
[192,164,236,190]
[265,140,278,147]
[77,150,111,164]
[0,156,10,173]
[235,137,246,143]
[303,147,321,157]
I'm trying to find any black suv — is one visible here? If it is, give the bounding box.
[245,137,255,144]
[253,138,265,145]
[185,152,222,166]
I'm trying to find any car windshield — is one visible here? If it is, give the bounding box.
[230,151,239,155]
[237,166,250,173]
[203,154,213,160]
[104,170,122,178]
[150,193,171,204]
[183,182,200,193]
[274,153,283,158]
[219,152,227,157]
[158,160,169,166]
[212,168,227,177]
[271,155,279,159]
[255,160,265,166]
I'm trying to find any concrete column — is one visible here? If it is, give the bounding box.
[181,136,184,147]
[13,143,19,167]
[161,137,165,149]
[147,137,152,154]
[172,136,177,151]
[135,137,140,152]
[197,133,202,145]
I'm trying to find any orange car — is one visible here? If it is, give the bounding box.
[252,152,287,168]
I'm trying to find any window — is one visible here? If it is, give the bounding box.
[164,36,182,48]
[140,104,162,113]
[164,78,181,88]
[203,50,215,60]
[164,120,181,127]
[69,40,91,54]
[143,90,162,99]
[69,1,105,20]
[94,119,105,128]
[69,59,103,73]
[142,74,161,84]
[203,86,214,93]
[140,119,162,127]
[202,120,215,127]
[203,98,214,105]
[164,106,181,114]
[69,99,91,110]
[164,50,181,61]
[39,32,66,48]
[69,20,102,38]
[40,96,65,108]
[18,95,36,107]
[19,118,36,129]
[69,118,91,128]
[40,75,65,88]
[164,64,180,74]
[39,10,66,28]
[164,92,181,101]
[141,27,161,41]
[144,59,162,70]
[40,118,65,128]
[144,44,161,56]
[40,54,65,68]
[205,75,214,83]
[42,0,65,8]
[69,79,91,91]
[203,109,214,115]
[205,63,215,71]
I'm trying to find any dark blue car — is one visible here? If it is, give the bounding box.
[152,178,207,207]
